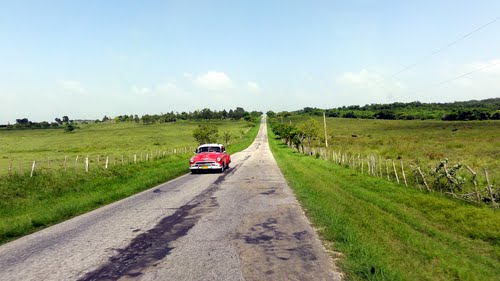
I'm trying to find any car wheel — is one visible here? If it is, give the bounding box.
[220,163,225,173]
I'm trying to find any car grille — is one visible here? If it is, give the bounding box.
[194,161,215,165]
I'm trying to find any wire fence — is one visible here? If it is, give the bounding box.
[0,147,195,178]
[288,143,498,208]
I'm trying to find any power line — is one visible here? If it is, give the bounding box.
[417,60,500,93]
[390,16,500,79]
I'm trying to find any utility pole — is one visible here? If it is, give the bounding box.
[323,111,328,148]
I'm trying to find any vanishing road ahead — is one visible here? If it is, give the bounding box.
[0,117,341,281]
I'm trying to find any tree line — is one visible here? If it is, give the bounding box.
[2,108,263,130]
[266,98,500,121]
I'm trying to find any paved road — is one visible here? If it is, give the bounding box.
[0,117,342,281]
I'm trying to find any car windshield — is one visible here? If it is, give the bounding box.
[198,146,220,153]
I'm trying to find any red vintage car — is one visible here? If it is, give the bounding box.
[189,144,231,173]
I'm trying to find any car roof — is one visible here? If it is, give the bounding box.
[198,143,223,148]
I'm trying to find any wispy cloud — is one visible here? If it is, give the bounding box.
[58,80,86,94]
[194,71,233,91]
[335,69,407,102]
[155,81,178,93]
[131,85,152,95]
[246,81,260,93]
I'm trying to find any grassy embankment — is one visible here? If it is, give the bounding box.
[268,126,499,281]
[0,119,259,244]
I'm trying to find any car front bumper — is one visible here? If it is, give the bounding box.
[190,162,223,170]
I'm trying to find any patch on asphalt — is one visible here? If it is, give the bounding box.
[78,173,228,281]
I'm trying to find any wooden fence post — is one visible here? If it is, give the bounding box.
[465,165,481,205]
[64,156,67,172]
[121,155,124,166]
[392,160,400,184]
[30,161,36,177]
[9,159,12,176]
[401,160,408,187]
[379,157,383,177]
[372,155,376,176]
[484,168,497,208]
[417,167,431,191]
[134,154,137,164]
[105,156,109,169]
[75,155,79,168]
[85,157,89,173]
[386,160,390,180]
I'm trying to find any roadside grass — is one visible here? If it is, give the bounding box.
[0,120,260,244]
[268,129,500,281]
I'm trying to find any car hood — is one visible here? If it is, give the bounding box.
[192,152,223,162]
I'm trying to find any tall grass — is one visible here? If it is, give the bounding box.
[268,128,499,281]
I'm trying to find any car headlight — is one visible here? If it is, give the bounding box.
[190,157,195,163]
[216,157,221,162]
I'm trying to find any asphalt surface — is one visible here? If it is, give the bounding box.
[0,117,342,281]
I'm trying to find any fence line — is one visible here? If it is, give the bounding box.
[280,140,497,208]
[0,146,195,177]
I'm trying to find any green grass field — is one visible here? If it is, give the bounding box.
[0,119,259,244]
[0,120,254,174]
[278,116,499,193]
[268,128,500,281]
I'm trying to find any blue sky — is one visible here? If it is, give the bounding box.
[0,0,499,123]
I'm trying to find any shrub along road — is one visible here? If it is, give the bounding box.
[0,117,341,281]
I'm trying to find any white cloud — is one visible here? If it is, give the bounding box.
[335,69,406,102]
[429,58,500,101]
[156,81,178,93]
[58,80,86,94]
[182,72,193,79]
[194,71,233,91]
[246,81,260,93]
[462,59,500,74]
[131,86,152,95]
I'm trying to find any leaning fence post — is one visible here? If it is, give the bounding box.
[401,160,408,187]
[392,160,400,184]
[105,156,109,169]
[465,165,481,205]
[417,167,430,191]
[30,161,36,177]
[484,168,497,208]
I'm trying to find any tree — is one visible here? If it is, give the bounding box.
[298,118,320,151]
[266,110,277,118]
[193,124,219,145]
[223,131,231,146]
[62,116,69,123]
[64,123,75,132]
